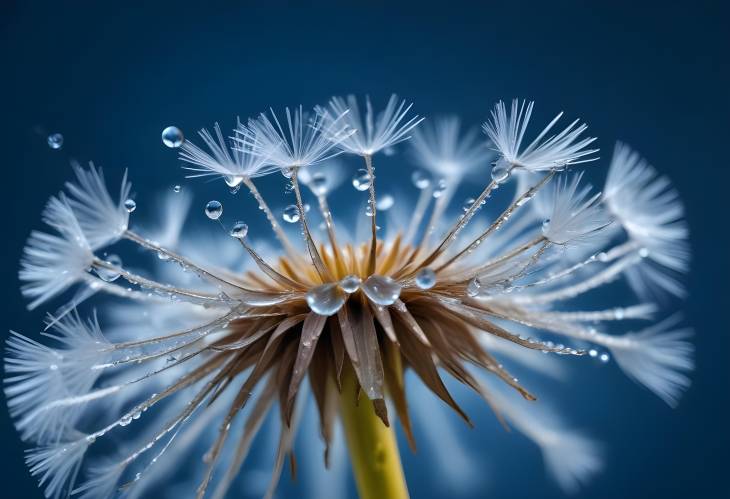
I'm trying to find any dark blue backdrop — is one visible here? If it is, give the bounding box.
[1,1,728,498]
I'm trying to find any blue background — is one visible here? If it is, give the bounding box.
[1,1,728,498]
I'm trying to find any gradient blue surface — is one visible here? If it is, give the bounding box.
[1,2,728,498]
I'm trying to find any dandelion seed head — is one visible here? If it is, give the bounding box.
[7,97,693,499]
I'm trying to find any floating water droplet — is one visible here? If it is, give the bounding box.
[306,283,346,316]
[309,172,328,196]
[415,268,436,289]
[432,178,447,198]
[352,169,372,191]
[376,194,394,211]
[599,352,611,363]
[205,200,223,220]
[47,133,64,150]
[96,254,122,282]
[588,348,598,358]
[161,126,184,148]
[339,274,362,293]
[229,222,248,239]
[362,275,401,306]
[491,159,512,184]
[124,199,136,213]
[411,169,431,189]
[282,204,300,223]
[173,185,181,193]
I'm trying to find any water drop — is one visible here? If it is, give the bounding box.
[377,194,395,211]
[225,175,243,188]
[161,126,184,148]
[432,178,447,198]
[365,204,374,217]
[362,275,401,306]
[47,133,64,150]
[124,199,137,213]
[541,218,551,234]
[599,352,611,363]
[173,185,181,193]
[491,158,512,184]
[411,169,431,189]
[339,274,362,293]
[229,221,248,239]
[415,268,436,289]
[638,247,650,258]
[96,254,122,282]
[282,204,300,223]
[306,283,346,316]
[588,349,598,358]
[352,169,372,191]
[205,200,223,220]
[466,278,481,297]
[462,197,476,212]
[309,172,328,196]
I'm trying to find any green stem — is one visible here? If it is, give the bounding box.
[339,370,409,499]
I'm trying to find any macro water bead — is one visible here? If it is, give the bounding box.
[46,132,63,150]
[161,125,184,148]
[7,96,693,499]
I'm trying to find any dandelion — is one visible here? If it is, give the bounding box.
[6,97,693,499]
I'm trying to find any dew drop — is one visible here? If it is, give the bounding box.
[282,204,300,223]
[47,133,64,150]
[161,126,184,148]
[173,185,181,193]
[411,169,431,189]
[225,175,244,189]
[638,247,650,258]
[491,159,512,184]
[415,268,436,289]
[466,278,481,297]
[229,222,248,239]
[124,199,137,213]
[306,283,346,316]
[588,348,598,358]
[599,352,611,363]
[339,274,362,293]
[362,275,401,306]
[376,194,394,211]
[365,204,374,217]
[432,178,447,198]
[462,197,476,212]
[352,169,372,191]
[309,172,328,196]
[205,200,223,220]
[96,254,122,282]
[541,218,551,234]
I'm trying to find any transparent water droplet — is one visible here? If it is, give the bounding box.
[415,268,436,289]
[376,194,394,211]
[306,283,346,316]
[352,169,372,191]
[309,172,328,196]
[491,159,512,184]
[411,169,431,189]
[466,278,481,297]
[541,218,551,234]
[173,185,181,193]
[225,175,244,188]
[229,221,248,239]
[599,352,611,363]
[161,126,184,148]
[47,133,64,150]
[638,247,650,258]
[462,197,476,212]
[124,199,136,213]
[432,179,447,198]
[205,200,223,220]
[588,348,598,358]
[362,275,401,306]
[96,254,122,282]
[282,204,300,223]
[365,204,374,217]
[339,274,362,293]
